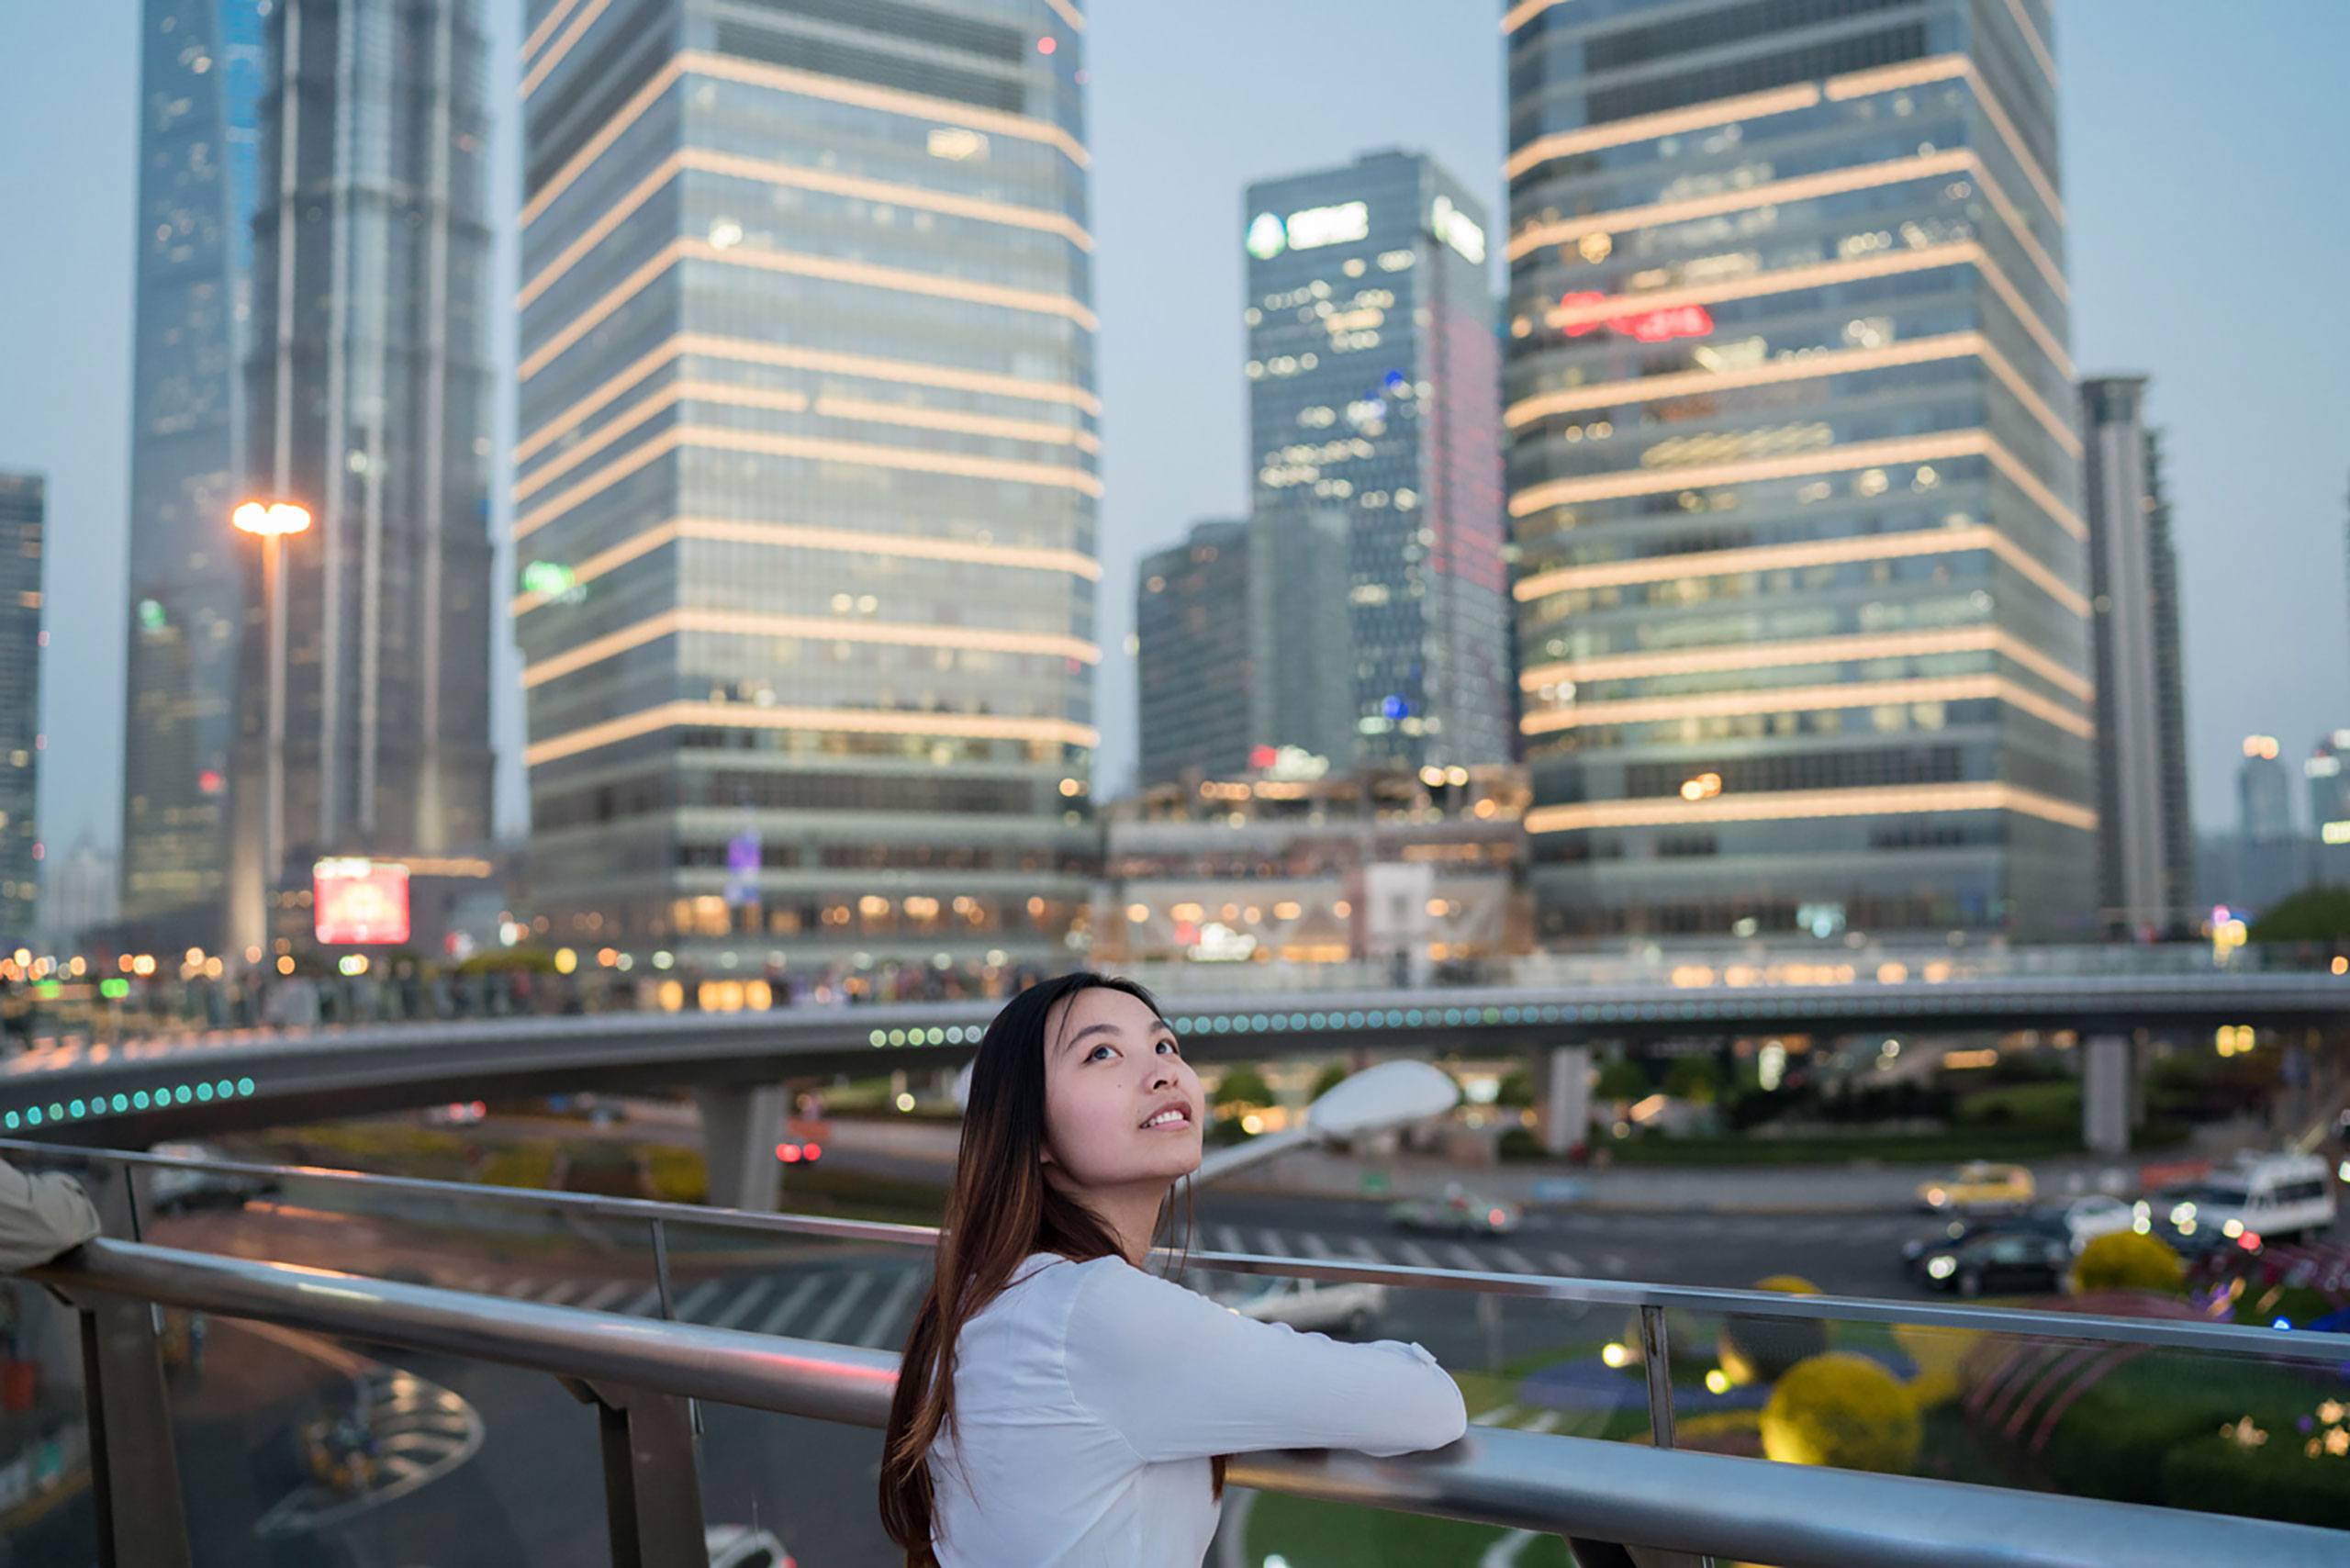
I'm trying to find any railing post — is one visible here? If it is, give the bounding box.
[568,1378,708,1568]
[1636,1305,1675,1450]
[77,1295,193,1568]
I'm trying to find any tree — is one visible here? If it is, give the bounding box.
[2248,886,2350,944]
[1211,1067,1273,1109]
[1307,1062,1349,1102]
[1494,1069,1536,1109]
[1595,1058,1650,1103]
[1662,1055,1724,1106]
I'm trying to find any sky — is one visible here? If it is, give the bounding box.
[0,2,2344,863]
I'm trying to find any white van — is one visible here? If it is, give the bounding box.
[2146,1153,2337,1245]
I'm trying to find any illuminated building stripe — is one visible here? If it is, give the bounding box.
[1504,332,2077,458]
[1825,58,2064,224]
[521,0,587,62]
[1520,674,2090,738]
[522,52,1086,231]
[519,238,1096,383]
[519,148,1092,310]
[1525,782,2096,834]
[1512,523,2091,619]
[520,0,610,97]
[1538,242,2070,380]
[1506,147,2065,302]
[1501,0,1563,31]
[516,383,1091,502]
[523,610,1098,689]
[516,333,1098,466]
[1510,429,2085,543]
[1044,0,1086,31]
[1505,84,1822,177]
[514,382,806,501]
[515,423,1100,541]
[2002,0,2060,89]
[1507,151,1975,261]
[1521,627,2093,703]
[511,518,1099,619]
[526,702,1096,768]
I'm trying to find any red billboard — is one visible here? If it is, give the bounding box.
[313,858,411,946]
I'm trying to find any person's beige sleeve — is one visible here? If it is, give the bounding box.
[0,1156,101,1271]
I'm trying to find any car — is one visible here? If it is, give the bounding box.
[146,1141,276,1214]
[1916,1162,2035,1215]
[772,1136,823,1167]
[2053,1193,2137,1251]
[1916,1227,2072,1297]
[1214,1276,1389,1338]
[705,1525,795,1568]
[2139,1154,2337,1245]
[1389,1185,1521,1236]
[1901,1212,2070,1276]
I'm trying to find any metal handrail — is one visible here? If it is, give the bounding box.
[28,1238,2350,1568]
[9,1138,2338,1363]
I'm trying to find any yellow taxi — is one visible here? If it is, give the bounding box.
[1917,1161,2035,1214]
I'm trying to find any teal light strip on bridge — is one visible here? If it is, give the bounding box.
[3,1076,259,1130]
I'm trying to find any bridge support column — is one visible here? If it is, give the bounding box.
[2083,1033,2131,1156]
[698,1083,787,1212]
[1544,1044,1592,1158]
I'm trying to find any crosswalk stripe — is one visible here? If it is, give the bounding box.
[1494,1247,1539,1275]
[620,1285,665,1317]
[1212,1225,1247,1254]
[675,1279,728,1322]
[501,1278,540,1301]
[710,1278,774,1330]
[577,1281,632,1313]
[756,1275,828,1337]
[1546,1250,1584,1277]
[859,1267,929,1349]
[1343,1237,1385,1264]
[1258,1228,1289,1257]
[1297,1233,1337,1260]
[1443,1244,1483,1271]
[536,1280,582,1306]
[1523,1410,1562,1434]
[1393,1240,1439,1270]
[804,1271,877,1343]
[1602,1254,1628,1275]
[1472,1404,1519,1428]
[450,1272,493,1294]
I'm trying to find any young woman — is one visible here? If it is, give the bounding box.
[879,973,1466,1566]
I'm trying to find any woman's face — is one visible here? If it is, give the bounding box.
[1038,987,1203,1192]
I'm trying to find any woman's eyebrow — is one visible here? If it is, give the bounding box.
[1061,1021,1121,1056]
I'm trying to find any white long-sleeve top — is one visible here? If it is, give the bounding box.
[926,1252,1467,1567]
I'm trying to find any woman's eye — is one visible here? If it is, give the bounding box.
[1086,1043,1117,1062]
[1157,1038,1180,1056]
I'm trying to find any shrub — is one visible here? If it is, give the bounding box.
[1620,1305,1715,1373]
[646,1148,709,1204]
[2072,1231,2185,1295]
[1494,1070,1536,1109]
[1761,1353,1921,1473]
[1595,1058,1650,1103]
[1718,1276,1830,1387]
[2159,1428,2350,1529]
[1211,1067,1273,1109]
[1307,1063,1349,1101]
[1662,1057,1723,1105]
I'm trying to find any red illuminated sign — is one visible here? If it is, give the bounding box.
[313,858,411,946]
[1557,291,1716,343]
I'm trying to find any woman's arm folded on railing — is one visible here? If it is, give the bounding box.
[1062,1259,1467,1462]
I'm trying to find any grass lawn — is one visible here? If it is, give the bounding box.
[1244,1490,1585,1567]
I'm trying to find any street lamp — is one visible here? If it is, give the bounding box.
[948,1055,1459,1187]
[233,499,312,930]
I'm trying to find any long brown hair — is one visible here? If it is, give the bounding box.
[878,972,1221,1563]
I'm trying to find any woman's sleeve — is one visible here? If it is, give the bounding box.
[1061,1262,1467,1462]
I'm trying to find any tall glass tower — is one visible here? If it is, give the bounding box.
[1503,0,2094,942]
[230,0,497,949]
[1244,150,1516,773]
[0,474,43,946]
[516,0,1100,966]
[120,0,269,950]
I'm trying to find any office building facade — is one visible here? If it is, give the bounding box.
[230,0,498,948]
[1136,512,1351,788]
[1504,0,2095,941]
[2238,735,2294,843]
[2080,376,2191,935]
[1244,150,1516,774]
[120,0,269,949]
[516,0,1099,961]
[0,475,42,945]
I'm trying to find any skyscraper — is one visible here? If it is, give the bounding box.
[1244,150,1516,774]
[1504,0,2095,942]
[1136,511,1350,788]
[2081,376,2192,935]
[516,0,1099,964]
[0,475,43,945]
[120,0,269,950]
[230,0,497,949]
[2239,735,2295,843]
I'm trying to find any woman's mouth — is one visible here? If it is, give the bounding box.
[1140,1106,1192,1130]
